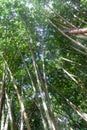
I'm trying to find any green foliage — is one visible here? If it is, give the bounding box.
[0,0,87,130]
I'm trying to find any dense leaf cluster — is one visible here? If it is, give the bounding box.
[0,0,87,130]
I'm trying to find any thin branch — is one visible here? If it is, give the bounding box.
[71,46,87,57]
[49,20,87,51]
[17,47,49,130]
[41,46,58,130]
[62,68,82,88]
[17,47,36,93]
[1,55,31,130]
[48,5,77,29]
[66,98,87,122]
[29,41,58,130]
[53,88,87,122]
[61,57,87,67]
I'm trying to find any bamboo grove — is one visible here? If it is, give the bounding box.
[0,0,87,130]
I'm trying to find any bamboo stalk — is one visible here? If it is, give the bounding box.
[1,55,31,130]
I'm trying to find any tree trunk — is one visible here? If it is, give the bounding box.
[64,28,87,34]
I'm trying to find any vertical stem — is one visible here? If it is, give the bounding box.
[6,93,14,130]
[41,46,58,130]
[29,42,57,130]
[20,70,24,130]
[2,57,31,130]
[1,109,5,130]
[18,48,48,130]
[4,112,9,130]
[35,100,48,130]
[20,110,24,130]
[0,62,6,120]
